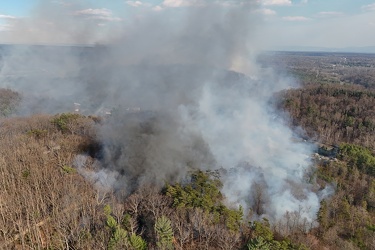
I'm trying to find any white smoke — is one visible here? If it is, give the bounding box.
[0,0,329,223]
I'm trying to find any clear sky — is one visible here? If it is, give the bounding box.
[1,0,375,50]
[0,0,37,16]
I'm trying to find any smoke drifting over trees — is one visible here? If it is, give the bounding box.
[0,0,329,223]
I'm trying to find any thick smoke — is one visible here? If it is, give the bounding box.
[0,0,329,223]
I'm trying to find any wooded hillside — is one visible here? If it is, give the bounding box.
[277,84,375,150]
[0,69,375,249]
[0,112,316,249]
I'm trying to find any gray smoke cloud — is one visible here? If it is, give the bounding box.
[0,0,329,223]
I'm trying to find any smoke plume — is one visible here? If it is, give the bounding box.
[0,0,329,223]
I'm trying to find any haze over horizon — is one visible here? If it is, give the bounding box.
[0,0,374,52]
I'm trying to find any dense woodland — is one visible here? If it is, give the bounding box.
[277,84,375,150]
[275,52,375,249]
[0,110,314,249]
[1,52,375,249]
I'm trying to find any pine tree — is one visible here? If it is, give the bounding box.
[155,216,174,250]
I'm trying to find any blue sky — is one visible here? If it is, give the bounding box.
[0,0,372,17]
[0,0,36,16]
[1,0,375,49]
[270,0,370,16]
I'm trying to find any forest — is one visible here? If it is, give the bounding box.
[0,51,375,250]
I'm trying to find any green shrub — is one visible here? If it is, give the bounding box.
[165,170,243,231]
[61,165,76,174]
[26,129,48,139]
[339,143,375,176]
[105,205,147,250]
[51,113,83,133]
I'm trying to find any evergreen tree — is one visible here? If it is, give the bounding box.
[155,216,174,250]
